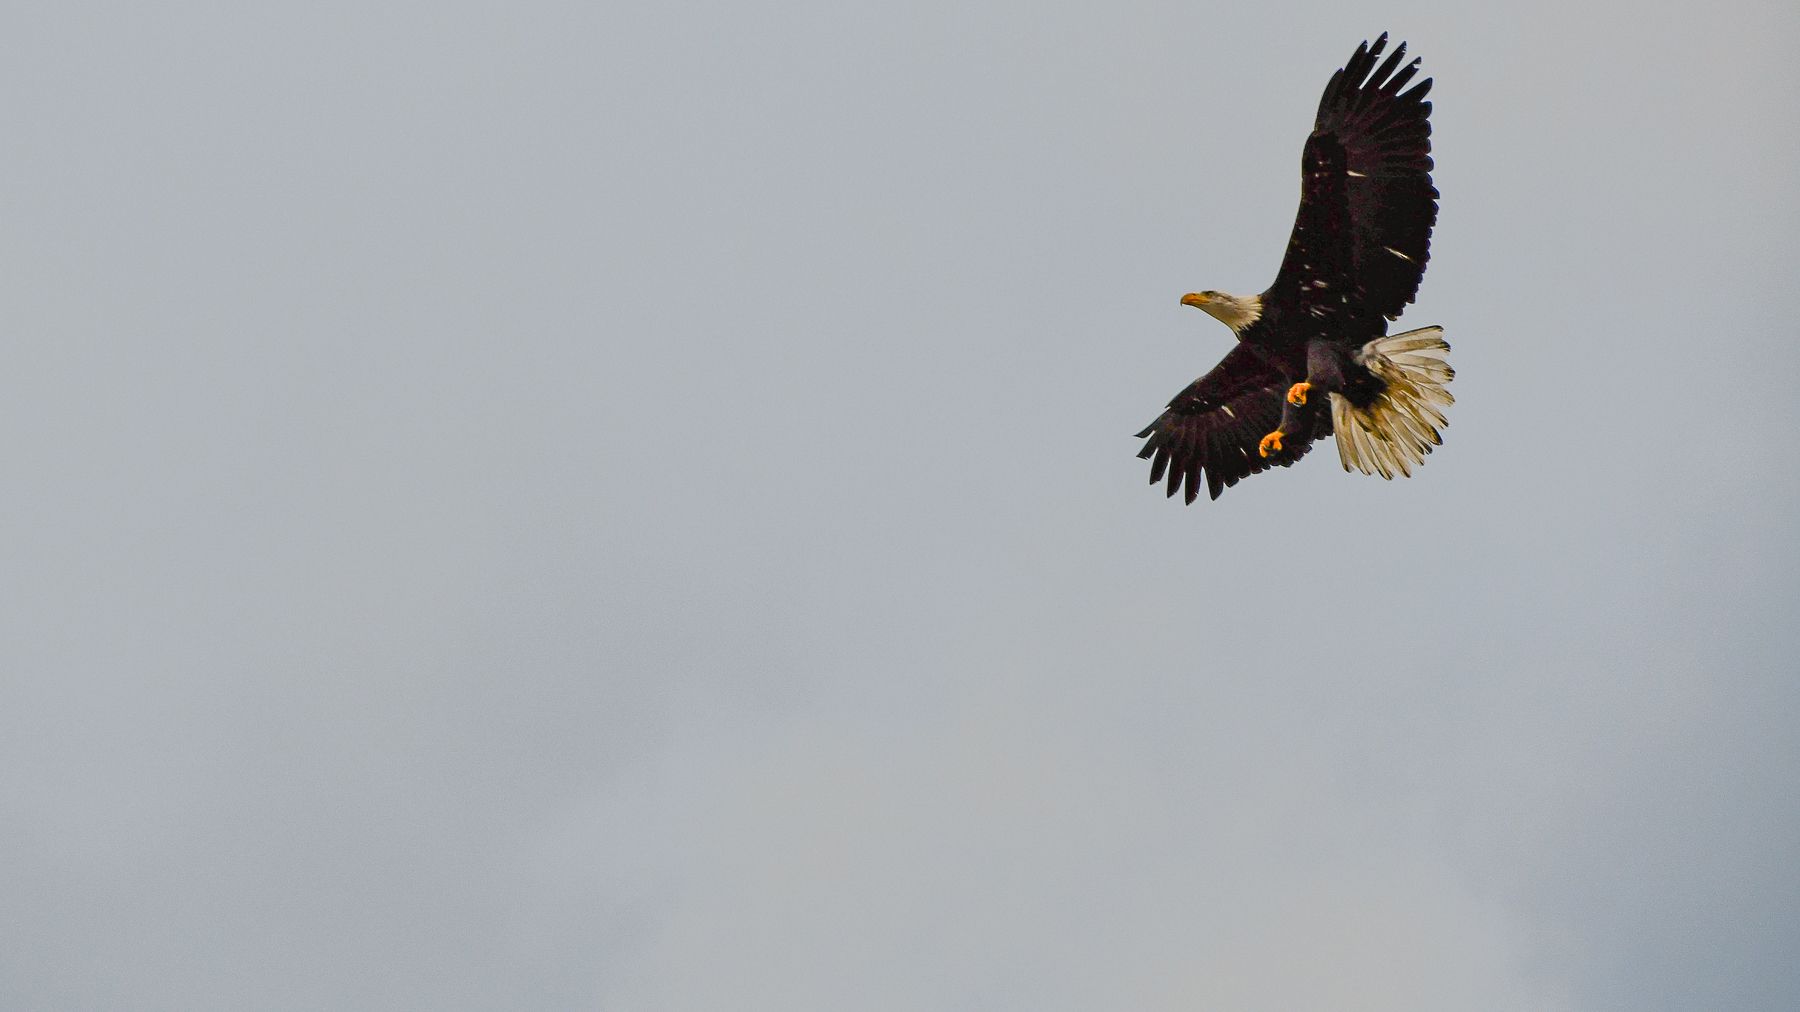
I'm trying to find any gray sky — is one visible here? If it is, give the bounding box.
[3,1,1798,1008]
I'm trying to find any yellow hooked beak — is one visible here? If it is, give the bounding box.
[1180,292,1211,308]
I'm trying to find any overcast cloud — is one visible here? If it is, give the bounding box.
[2,1,1797,1009]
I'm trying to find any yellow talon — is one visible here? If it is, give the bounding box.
[1258,430,1285,458]
[1286,381,1312,406]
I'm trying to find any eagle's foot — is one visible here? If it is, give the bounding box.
[1258,430,1285,458]
[1286,381,1312,406]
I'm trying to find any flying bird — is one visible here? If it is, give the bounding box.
[1136,33,1453,503]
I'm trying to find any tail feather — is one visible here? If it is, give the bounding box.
[1329,326,1454,479]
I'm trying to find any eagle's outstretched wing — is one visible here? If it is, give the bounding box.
[1267,33,1437,325]
[1135,344,1330,502]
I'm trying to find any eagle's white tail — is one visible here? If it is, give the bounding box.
[1329,327,1454,479]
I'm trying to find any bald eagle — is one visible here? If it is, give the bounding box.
[1136,34,1452,503]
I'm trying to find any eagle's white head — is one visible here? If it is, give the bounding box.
[1181,290,1263,333]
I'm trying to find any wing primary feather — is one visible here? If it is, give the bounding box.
[1372,42,1407,88]
[1148,445,1170,485]
[1315,69,1344,123]
[1382,60,1422,96]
